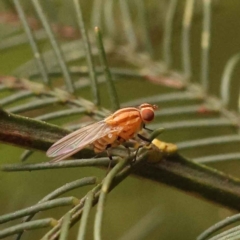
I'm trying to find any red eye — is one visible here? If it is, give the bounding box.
[141,109,154,122]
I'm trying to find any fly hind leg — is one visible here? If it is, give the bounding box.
[132,144,144,163]
[117,136,131,158]
[124,145,131,158]
[106,144,113,172]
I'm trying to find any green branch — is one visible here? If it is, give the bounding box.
[1,108,240,211]
[0,108,68,152]
[134,153,240,211]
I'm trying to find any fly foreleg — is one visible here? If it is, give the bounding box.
[133,134,152,163]
[137,133,151,143]
[143,124,153,132]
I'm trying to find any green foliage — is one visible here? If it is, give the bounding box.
[1,1,240,240]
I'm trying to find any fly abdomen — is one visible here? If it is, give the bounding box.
[93,140,106,153]
[93,134,117,153]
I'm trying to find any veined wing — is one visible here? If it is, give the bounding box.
[47,121,122,162]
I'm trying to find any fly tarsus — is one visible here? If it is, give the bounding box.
[134,134,152,163]
[106,145,113,172]
[123,145,131,158]
[106,145,113,160]
[132,144,144,163]
[143,124,153,132]
[137,133,151,143]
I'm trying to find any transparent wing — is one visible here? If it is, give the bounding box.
[47,121,122,162]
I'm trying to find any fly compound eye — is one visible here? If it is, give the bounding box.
[141,108,154,122]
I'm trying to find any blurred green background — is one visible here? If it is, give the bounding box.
[1,1,240,239]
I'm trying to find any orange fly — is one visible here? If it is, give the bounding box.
[47,103,158,162]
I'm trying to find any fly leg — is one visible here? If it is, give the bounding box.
[132,134,152,162]
[117,136,131,158]
[143,124,153,132]
[106,144,113,172]
[123,145,131,158]
[132,144,144,163]
[137,133,151,143]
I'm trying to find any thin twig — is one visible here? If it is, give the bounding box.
[207,226,240,240]
[13,0,49,85]
[122,90,203,107]
[77,191,94,240]
[220,53,240,107]
[103,0,115,36]
[95,26,120,110]
[15,177,96,240]
[135,0,153,57]
[0,218,57,239]
[119,0,137,49]
[0,91,33,107]
[197,213,240,240]
[73,0,100,106]
[151,118,234,130]
[2,158,118,172]
[194,153,240,164]
[31,0,74,92]
[94,159,128,240]
[7,97,58,113]
[91,0,103,29]
[20,150,34,162]
[59,212,71,240]
[201,0,211,92]
[163,0,178,66]
[0,197,78,224]
[177,134,240,150]
[182,0,194,78]
[35,107,86,121]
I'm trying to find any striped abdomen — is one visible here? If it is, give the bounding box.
[93,108,143,153]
